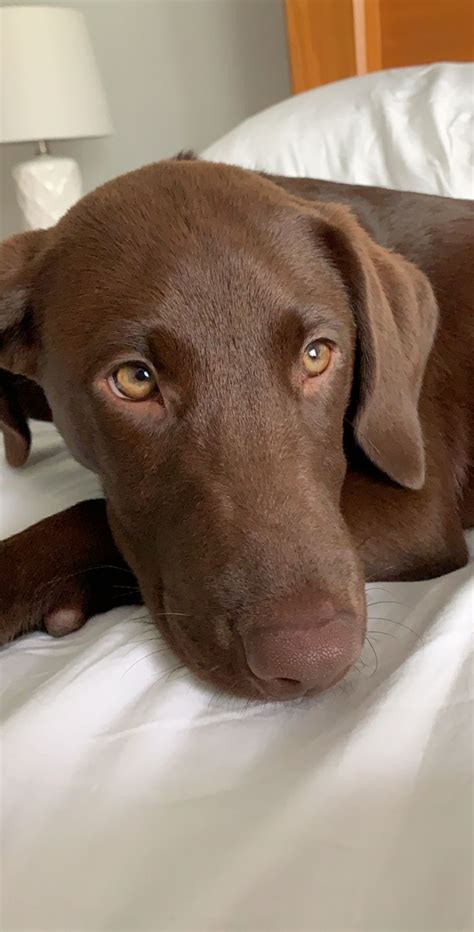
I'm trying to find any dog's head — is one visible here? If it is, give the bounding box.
[0,160,437,699]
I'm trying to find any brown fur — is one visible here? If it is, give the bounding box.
[0,159,472,699]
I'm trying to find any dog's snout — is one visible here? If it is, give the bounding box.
[239,591,363,699]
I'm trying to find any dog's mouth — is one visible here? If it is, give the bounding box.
[151,600,265,699]
[151,590,364,701]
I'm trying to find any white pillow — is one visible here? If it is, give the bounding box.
[202,63,474,199]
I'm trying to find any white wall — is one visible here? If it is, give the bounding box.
[1,0,290,237]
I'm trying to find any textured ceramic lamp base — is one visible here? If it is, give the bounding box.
[13,155,83,230]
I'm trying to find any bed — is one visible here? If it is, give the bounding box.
[1,63,473,932]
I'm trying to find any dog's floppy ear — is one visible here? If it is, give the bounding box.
[0,229,48,375]
[317,205,438,490]
[0,230,50,465]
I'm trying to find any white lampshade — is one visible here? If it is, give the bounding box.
[0,5,113,143]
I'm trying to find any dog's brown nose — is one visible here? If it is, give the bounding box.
[240,593,362,699]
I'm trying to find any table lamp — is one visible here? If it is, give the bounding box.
[0,5,113,230]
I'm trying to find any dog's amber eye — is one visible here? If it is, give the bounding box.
[110,363,157,401]
[303,341,332,377]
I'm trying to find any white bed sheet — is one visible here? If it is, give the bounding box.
[2,64,474,932]
[1,424,473,931]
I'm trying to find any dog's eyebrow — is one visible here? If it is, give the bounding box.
[83,332,156,378]
[286,305,345,338]
[83,321,189,379]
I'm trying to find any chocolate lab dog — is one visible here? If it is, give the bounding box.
[0,158,473,700]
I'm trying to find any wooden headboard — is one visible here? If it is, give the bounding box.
[285,0,474,94]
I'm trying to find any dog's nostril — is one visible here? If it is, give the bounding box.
[261,676,307,700]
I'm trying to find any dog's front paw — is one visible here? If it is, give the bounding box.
[0,501,143,648]
[0,535,90,645]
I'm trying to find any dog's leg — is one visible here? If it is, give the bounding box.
[0,499,143,646]
[342,472,469,581]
